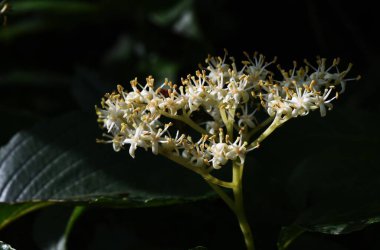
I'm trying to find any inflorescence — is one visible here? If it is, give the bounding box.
[96,51,359,169]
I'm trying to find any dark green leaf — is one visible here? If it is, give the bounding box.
[0,106,40,146]
[0,202,52,229]
[277,226,305,250]
[0,112,214,206]
[275,107,380,249]
[12,1,97,14]
[0,19,47,40]
[33,205,85,250]
[64,206,85,239]
[289,137,380,233]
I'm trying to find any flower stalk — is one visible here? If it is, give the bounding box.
[232,160,254,250]
[96,51,358,249]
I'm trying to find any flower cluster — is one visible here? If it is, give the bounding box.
[96,51,358,169]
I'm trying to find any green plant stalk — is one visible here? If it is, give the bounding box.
[159,150,234,188]
[248,116,274,139]
[159,110,208,134]
[232,160,254,250]
[207,182,236,212]
[227,106,236,138]
[160,112,292,250]
[161,146,254,249]
[249,115,289,150]
[206,161,254,250]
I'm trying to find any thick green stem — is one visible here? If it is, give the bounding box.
[232,160,255,250]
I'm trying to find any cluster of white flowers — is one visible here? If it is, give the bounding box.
[96,51,358,169]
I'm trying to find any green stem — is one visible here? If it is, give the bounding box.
[227,107,236,138]
[232,160,255,250]
[219,106,229,129]
[248,116,274,139]
[182,113,208,135]
[207,182,235,212]
[159,110,208,135]
[159,150,234,188]
[248,115,289,150]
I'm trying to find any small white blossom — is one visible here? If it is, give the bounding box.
[238,104,257,128]
[287,86,314,117]
[123,125,148,158]
[312,87,337,117]
[224,76,251,104]
[226,135,255,164]
[206,51,230,83]
[205,120,223,135]
[160,130,185,155]
[209,142,229,169]
[146,123,172,155]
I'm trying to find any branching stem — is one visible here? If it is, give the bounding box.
[159,110,208,135]
[159,150,234,189]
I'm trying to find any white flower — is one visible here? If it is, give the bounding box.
[146,123,172,155]
[226,135,254,164]
[266,95,292,118]
[287,86,314,117]
[158,91,184,115]
[209,142,229,169]
[224,76,251,104]
[206,51,230,83]
[208,73,227,102]
[238,104,257,128]
[146,97,162,115]
[312,87,337,117]
[208,130,229,169]
[244,52,275,82]
[189,145,207,167]
[160,130,185,155]
[96,97,126,133]
[205,120,222,135]
[123,125,148,158]
[324,63,359,93]
[97,134,124,152]
[182,136,208,167]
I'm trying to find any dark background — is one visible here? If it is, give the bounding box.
[0,0,379,249]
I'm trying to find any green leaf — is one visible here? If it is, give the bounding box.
[0,112,214,205]
[33,205,85,250]
[0,106,41,146]
[0,202,53,229]
[0,19,47,40]
[289,137,380,232]
[275,107,380,249]
[63,206,85,242]
[277,226,305,250]
[12,1,98,14]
